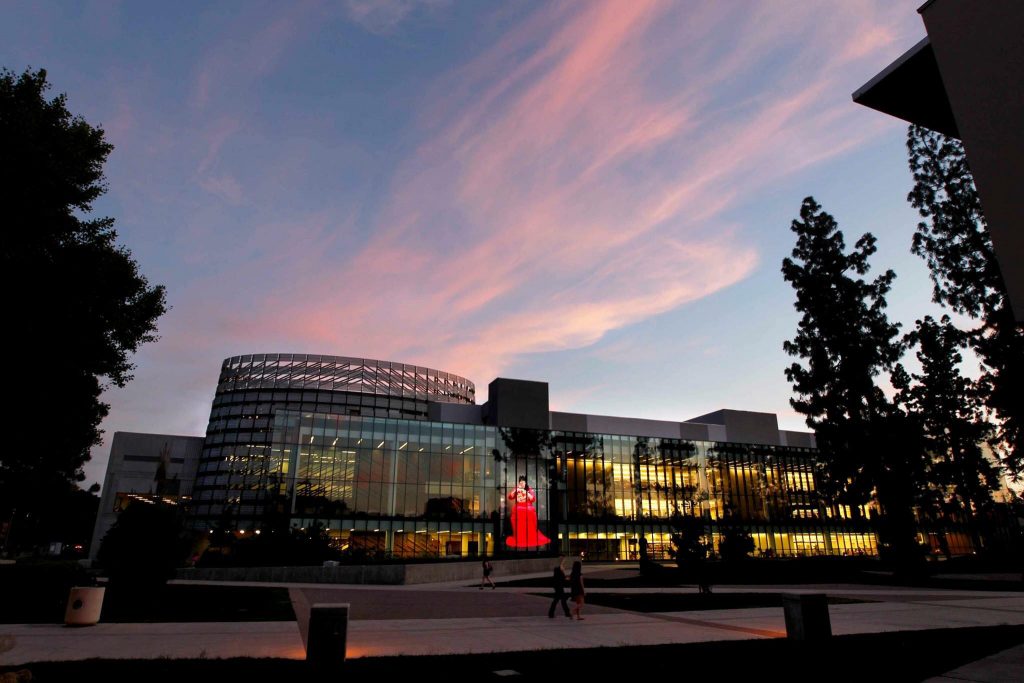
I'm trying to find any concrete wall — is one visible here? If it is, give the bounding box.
[486,378,550,430]
[91,432,205,561]
[428,402,485,425]
[780,430,817,449]
[551,409,808,447]
[686,409,781,446]
[922,0,1024,319]
[175,556,557,585]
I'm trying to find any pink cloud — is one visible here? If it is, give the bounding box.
[195,117,242,175]
[190,5,311,110]
[198,174,244,204]
[139,1,928,400]
[343,0,450,34]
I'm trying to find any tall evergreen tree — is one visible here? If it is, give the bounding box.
[907,125,1024,475]
[782,197,925,565]
[893,316,1000,551]
[0,68,167,551]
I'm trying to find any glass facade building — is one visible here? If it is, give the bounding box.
[256,411,878,560]
[165,353,891,559]
[190,354,475,525]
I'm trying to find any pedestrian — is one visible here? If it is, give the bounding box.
[480,558,496,589]
[569,560,585,620]
[548,557,571,618]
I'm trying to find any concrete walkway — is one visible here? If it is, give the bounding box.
[2,567,1023,671]
[923,643,1024,683]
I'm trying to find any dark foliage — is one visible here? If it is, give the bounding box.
[198,524,342,568]
[782,197,927,570]
[97,502,191,592]
[907,125,1024,475]
[3,483,100,556]
[0,67,167,551]
[667,513,709,567]
[0,559,93,623]
[666,512,713,591]
[894,316,1001,553]
[717,525,756,563]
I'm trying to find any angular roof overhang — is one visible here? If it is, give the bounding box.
[852,37,960,139]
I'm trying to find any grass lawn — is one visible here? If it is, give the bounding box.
[1,584,295,624]
[5,625,1023,681]
[501,559,1024,591]
[558,592,868,612]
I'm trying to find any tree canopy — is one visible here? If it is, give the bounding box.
[781,197,901,504]
[893,315,1000,551]
[907,125,1024,475]
[0,67,167,551]
[782,197,926,566]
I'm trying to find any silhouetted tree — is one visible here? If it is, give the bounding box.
[893,315,1001,552]
[717,528,755,562]
[782,197,927,569]
[907,125,1024,476]
[0,68,167,551]
[717,509,756,563]
[667,511,711,592]
[97,502,190,592]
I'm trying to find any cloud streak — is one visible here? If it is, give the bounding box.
[197,1,915,391]
[343,0,449,34]
[53,0,927,486]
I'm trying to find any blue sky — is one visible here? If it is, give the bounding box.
[2,1,955,488]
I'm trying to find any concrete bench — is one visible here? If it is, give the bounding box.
[782,593,831,641]
[306,603,350,674]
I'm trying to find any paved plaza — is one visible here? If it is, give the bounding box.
[2,564,1023,680]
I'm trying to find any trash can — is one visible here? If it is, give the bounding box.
[306,603,349,674]
[65,586,105,626]
[782,593,831,641]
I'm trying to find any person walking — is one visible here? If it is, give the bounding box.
[548,557,571,618]
[569,560,586,620]
[480,558,496,589]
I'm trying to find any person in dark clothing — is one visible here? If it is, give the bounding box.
[480,559,495,589]
[548,557,571,618]
[569,560,585,620]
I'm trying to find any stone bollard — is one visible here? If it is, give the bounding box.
[306,603,349,674]
[782,593,831,641]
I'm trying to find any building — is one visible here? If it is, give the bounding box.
[852,0,1024,320]
[96,353,894,561]
[89,431,204,561]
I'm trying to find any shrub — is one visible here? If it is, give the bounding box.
[718,527,756,563]
[0,559,93,623]
[97,502,191,591]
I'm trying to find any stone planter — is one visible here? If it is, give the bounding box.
[64,586,105,626]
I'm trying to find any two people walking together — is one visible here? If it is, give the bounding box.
[549,557,585,620]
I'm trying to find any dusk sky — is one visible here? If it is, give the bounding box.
[3,1,955,489]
